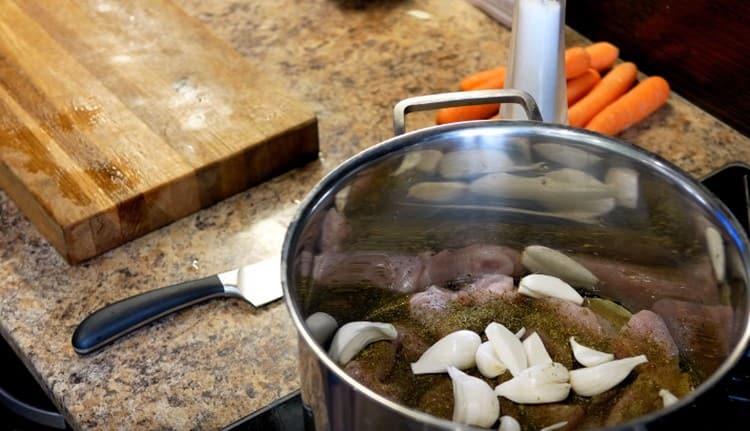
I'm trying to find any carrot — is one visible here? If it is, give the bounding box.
[585,42,619,72]
[436,75,508,124]
[585,76,670,135]
[565,47,591,79]
[435,101,499,124]
[460,67,506,90]
[568,62,637,127]
[567,68,601,105]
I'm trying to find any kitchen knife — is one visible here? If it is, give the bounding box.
[72,256,283,355]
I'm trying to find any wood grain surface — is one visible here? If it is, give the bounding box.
[0,0,318,263]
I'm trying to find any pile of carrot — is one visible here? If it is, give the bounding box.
[437,42,670,136]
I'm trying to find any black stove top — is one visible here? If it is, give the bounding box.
[230,163,750,431]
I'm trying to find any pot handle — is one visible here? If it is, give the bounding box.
[392,89,543,135]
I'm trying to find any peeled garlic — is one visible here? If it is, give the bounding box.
[705,226,725,282]
[305,312,338,346]
[407,182,468,203]
[569,355,648,396]
[533,142,602,169]
[659,388,679,407]
[439,149,515,179]
[495,362,571,404]
[570,337,614,367]
[334,185,350,213]
[521,245,599,289]
[411,330,481,374]
[475,341,507,378]
[498,415,521,431]
[515,327,526,339]
[469,171,613,205]
[539,421,569,431]
[605,167,639,209]
[519,274,584,305]
[523,332,553,366]
[448,366,500,428]
[328,321,398,365]
[486,322,527,377]
[392,150,443,176]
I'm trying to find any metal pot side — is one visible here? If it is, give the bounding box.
[282,119,750,431]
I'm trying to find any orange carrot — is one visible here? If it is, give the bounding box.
[567,68,601,105]
[585,42,619,72]
[568,62,637,127]
[565,47,591,79]
[585,76,670,135]
[435,101,499,124]
[436,75,508,123]
[460,67,506,90]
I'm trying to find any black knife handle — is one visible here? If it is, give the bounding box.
[72,275,226,355]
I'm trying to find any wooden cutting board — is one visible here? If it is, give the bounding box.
[0,0,318,263]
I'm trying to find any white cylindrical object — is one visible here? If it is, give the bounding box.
[501,0,567,124]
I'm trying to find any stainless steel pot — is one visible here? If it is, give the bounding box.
[281,90,750,431]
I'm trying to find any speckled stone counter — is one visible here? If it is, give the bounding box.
[0,1,748,430]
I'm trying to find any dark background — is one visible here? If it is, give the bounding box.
[567,0,750,138]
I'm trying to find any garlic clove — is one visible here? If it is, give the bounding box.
[533,142,602,169]
[498,415,521,431]
[414,150,444,173]
[411,330,481,374]
[393,151,421,176]
[448,366,500,428]
[334,185,350,213]
[705,226,725,282]
[605,167,639,209]
[658,388,679,407]
[496,382,571,405]
[439,150,515,179]
[407,182,468,203]
[475,341,507,378]
[515,327,526,339]
[486,322,527,377]
[524,362,570,385]
[523,332,553,366]
[521,245,599,289]
[541,197,616,219]
[518,283,543,298]
[569,337,614,367]
[539,421,569,431]
[495,363,571,404]
[519,274,584,305]
[569,355,648,396]
[328,321,398,365]
[305,312,338,346]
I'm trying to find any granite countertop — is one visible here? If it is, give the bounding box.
[0,0,748,430]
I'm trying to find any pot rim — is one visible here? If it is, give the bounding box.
[282,119,750,431]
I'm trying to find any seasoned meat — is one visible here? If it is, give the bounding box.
[534,298,617,350]
[651,299,732,379]
[416,377,454,421]
[312,252,425,292]
[575,255,719,311]
[343,341,404,402]
[312,244,521,293]
[421,244,523,286]
[319,208,350,252]
[604,374,662,426]
[613,310,679,366]
[409,275,518,337]
[393,323,431,363]
[606,310,693,426]
[501,401,585,431]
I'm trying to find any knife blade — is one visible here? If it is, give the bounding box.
[71,256,283,355]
